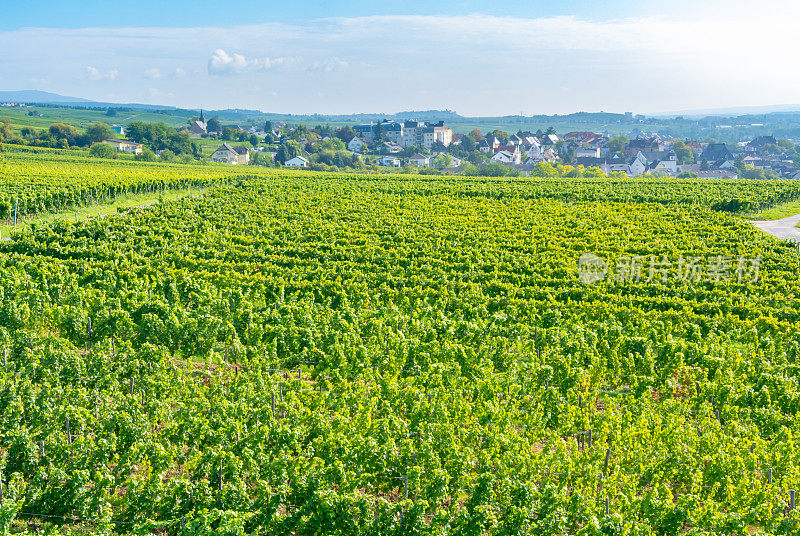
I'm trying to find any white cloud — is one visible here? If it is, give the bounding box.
[86,66,118,81]
[208,49,251,75]
[148,87,174,99]
[144,68,162,79]
[208,49,300,75]
[307,57,348,74]
[4,9,799,114]
[261,56,299,70]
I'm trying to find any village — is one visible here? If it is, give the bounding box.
[3,100,799,179]
[173,112,800,179]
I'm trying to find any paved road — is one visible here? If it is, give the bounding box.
[750,214,800,241]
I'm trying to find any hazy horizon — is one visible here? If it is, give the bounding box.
[2,0,798,116]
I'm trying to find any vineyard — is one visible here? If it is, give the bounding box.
[1,154,800,534]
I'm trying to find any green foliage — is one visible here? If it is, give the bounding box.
[85,122,115,144]
[1,155,800,533]
[672,141,695,165]
[607,135,628,156]
[126,121,198,156]
[206,117,222,134]
[275,141,301,165]
[89,143,117,159]
[135,147,157,162]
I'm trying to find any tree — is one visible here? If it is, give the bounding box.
[469,129,483,140]
[48,123,81,146]
[126,122,197,156]
[432,154,452,169]
[335,126,356,143]
[490,130,510,145]
[206,117,222,134]
[85,122,115,144]
[460,135,477,153]
[275,141,302,164]
[672,141,694,165]
[607,135,628,156]
[250,151,274,167]
[480,162,509,177]
[460,163,480,176]
[159,149,176,162]
[264,121,274,134]
[135,147,157,162]
[531,162,557,177]
[89,143,116,159]
[0,119,13,140]
[222,127,237,141]
[373,123,386,142]
[105,108,117,117]
[249,134,260,147]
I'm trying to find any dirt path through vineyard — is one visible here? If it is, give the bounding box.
[750,213,800,241]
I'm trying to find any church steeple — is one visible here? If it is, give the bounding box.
[199,108,206,123]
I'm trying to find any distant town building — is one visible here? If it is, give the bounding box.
[352,119,453,149]
[211,143,249,164]
[284,155,309,167]
[700,143,734,162]
[696,169,739,179]
[379,155,401,167]
[409,153,430,167]
[188,109,208,137]
[347,137,367,152]
[102,139,143,154]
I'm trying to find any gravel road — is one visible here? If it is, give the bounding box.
[750,214,800,241]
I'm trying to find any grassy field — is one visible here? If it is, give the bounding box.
[0,103,675,138]
[745,198,800,220]
[4,158,800,533]
[0,186,205,237]
[1,105,191,131]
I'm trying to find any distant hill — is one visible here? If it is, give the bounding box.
[652,104,800,118]
[0,90,179,111]
[0,90,90,104]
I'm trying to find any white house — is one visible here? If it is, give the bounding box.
[696,169,739,179]
[382,141,403,154]
[379,155,401,167]
[285,155,309,167]
[491,150,521,165]
[628,152,648,176]
[409,153,430,167]
[102,139,143,155]
[575,147,601,159]
[443,154,462,168]
[652,158,678,174]
[539,134,560,146]
[347,137,367,152]
[211,143,249,165]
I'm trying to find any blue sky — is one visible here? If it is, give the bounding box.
[0,0,638,30]
[1,0,797,115]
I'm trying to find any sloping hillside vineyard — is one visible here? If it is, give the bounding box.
[1,156,800,534]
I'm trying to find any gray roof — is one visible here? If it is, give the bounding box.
[701,143,734,162]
